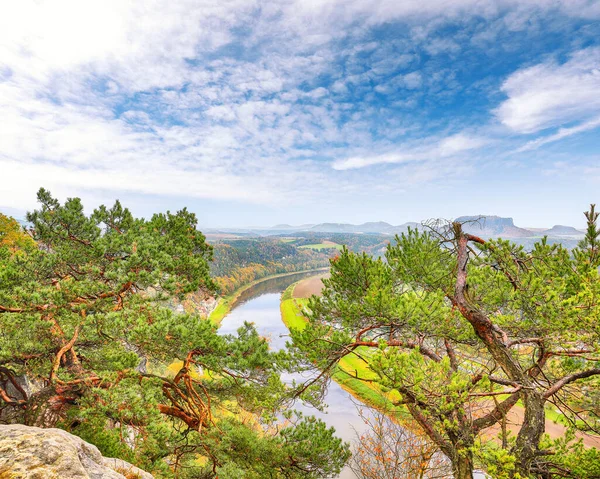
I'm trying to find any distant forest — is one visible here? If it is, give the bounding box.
[210,238,330,294]
[209,233,392,295]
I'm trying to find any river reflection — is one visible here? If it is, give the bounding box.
[230,269,328,309]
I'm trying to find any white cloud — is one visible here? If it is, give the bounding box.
[0,0,253,90]
[516,116,600,152]
[374,71,424,94]
[278,0,599,37]
[2,1,594,93]
[496,47,600,134]
[332,133,488,170]
[0,75,333,209]
[0,0,597,215]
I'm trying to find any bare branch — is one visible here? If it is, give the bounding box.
[543,368,600,399]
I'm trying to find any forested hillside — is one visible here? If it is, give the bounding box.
[279,232,391,257]
[208,232,394,296]
[210,238,330,294]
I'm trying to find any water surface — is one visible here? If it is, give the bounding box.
[218,273,364,479]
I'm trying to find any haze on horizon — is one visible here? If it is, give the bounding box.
[1,0,599,229]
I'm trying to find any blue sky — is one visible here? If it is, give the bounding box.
[1,0,599,228]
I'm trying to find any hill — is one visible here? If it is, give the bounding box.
[206,216,585,243]
[308,221,419,234]
[541,225,584,236]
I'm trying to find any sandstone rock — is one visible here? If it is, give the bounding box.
[0,424,153,479]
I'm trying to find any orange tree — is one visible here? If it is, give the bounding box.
[0,213,35,253]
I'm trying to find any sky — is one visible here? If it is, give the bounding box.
[1,0,599,228]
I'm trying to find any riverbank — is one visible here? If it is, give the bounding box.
[209,268,330,325]
[280,280,405,417]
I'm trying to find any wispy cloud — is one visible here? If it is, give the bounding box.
[496,47,600,134]
[332,134,488,170]
[516,116,600,152]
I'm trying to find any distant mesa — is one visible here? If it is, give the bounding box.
[309,222,391,234]
[455,215,533,238]
[541,225,584,236]
[270,223,315,231]
[394,222,421,233]
[271,224,296,230]
[309,223,358,233]
[352,221,395,233]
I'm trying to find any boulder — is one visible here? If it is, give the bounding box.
[0,424,153,479]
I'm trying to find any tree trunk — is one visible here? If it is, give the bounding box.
[452,453,473,479]
[513,391,545,477]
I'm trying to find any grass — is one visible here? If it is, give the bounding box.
[545,404,566,424]
[542,402,586,428]
[209,298,234,325]
[298,242,343,251]
[280,296,309,330]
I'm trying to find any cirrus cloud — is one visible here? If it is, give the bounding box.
[332,134,489,170]
[496,47,600,134]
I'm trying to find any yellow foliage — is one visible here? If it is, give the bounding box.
[0,213,35,253]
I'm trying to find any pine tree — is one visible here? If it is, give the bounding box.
[0,189,349,478]
[577,203,600,266]
[290,207,600,478]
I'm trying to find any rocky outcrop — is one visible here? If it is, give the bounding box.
[0,424,153,479]
[179,294,218,318]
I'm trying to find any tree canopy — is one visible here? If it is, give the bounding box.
[0,189,349,478]
[290,207,600,479]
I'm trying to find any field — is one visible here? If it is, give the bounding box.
[204,232,245,242]
[292,273,329,298]
[298,241,343,251]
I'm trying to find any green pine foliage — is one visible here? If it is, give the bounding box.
[289,206,600,479]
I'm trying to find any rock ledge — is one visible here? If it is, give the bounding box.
[0,424,153,479]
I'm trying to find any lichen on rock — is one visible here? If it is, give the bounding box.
[0,424,153,479]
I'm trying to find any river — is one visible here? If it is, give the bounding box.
[218,271,365,479]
